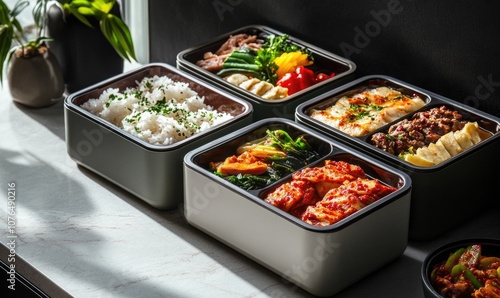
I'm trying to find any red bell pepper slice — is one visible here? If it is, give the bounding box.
[315,72,336,83]
[295,66,315,90]
[276,67,337,96]
[276,72,301,95]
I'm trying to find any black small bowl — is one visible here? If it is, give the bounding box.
[421,238,500,298]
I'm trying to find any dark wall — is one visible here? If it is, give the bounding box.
[148,0,500,117]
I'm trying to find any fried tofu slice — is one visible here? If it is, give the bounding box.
[438,132,463,156]
[412,140,451,166]
[404,154,434,167]
[462,122,481,144]
[453,130,474,150]
[404,121,485,167]
[415,146,439,165]
[427,142,452,163]
[224,73,249,86]
[239,78,261,90]
[249,81,273,96]
[261,86,288,99]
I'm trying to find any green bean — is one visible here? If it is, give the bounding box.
[228,51,256,63]
[221,62,260,71]
[224,57,250,64]
[216,68,262,80]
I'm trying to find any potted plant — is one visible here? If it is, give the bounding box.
[0,0,65,108]
[46,0,137,92]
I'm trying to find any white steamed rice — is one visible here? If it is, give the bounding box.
[81,75,234,145]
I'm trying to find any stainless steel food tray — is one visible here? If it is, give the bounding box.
[64,63,253,210]
[296,75,500,240]
[183,118,411,296]
[177,25,356,120]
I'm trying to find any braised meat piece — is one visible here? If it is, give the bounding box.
[371,106,468,155]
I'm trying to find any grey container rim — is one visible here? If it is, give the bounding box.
[176,24,357,104]
[295,74,500,172]
[183,117,412,233]
[64,62,254,152]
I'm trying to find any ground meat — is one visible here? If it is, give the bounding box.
[370,106,468,155]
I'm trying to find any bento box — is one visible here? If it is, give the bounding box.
[177,25,356,120]
[296,75,500,240]
[64,63,253,210]
[183,118,411,297]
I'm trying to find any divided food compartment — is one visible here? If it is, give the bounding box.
[296,75,500,240]
[183,118,411,297]
[64,63,253,210]
[177,25,356,120]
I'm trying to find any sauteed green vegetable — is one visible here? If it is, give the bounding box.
[210,129,321,190]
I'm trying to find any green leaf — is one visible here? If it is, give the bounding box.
[99,14,113,43]
[0,27,14,56]
[108,15,136,60]
[67,5,94,28]
[100,14,136,61]
[100,16,128,61]
[91,0,114,14]
[99,15,129,59]
[0,26,14,85]
[10,1,29,18]
[0,1,10,21]
[69,0,92,8]
[77,6,95,16]
[57,0,136,63]
[0,24,7,35]
[32,0,44,29]
[12,18,23,34]
[27,36,52,48]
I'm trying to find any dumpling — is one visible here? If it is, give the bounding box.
[404,121,487,166]
[453,130,475,150]
[461,122,481,144]
[438,133,463,156]
[404,154,434,167]
[426,142,451,164]
[414,147,439,165]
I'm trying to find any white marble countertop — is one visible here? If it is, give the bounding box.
[1,66,499,298]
